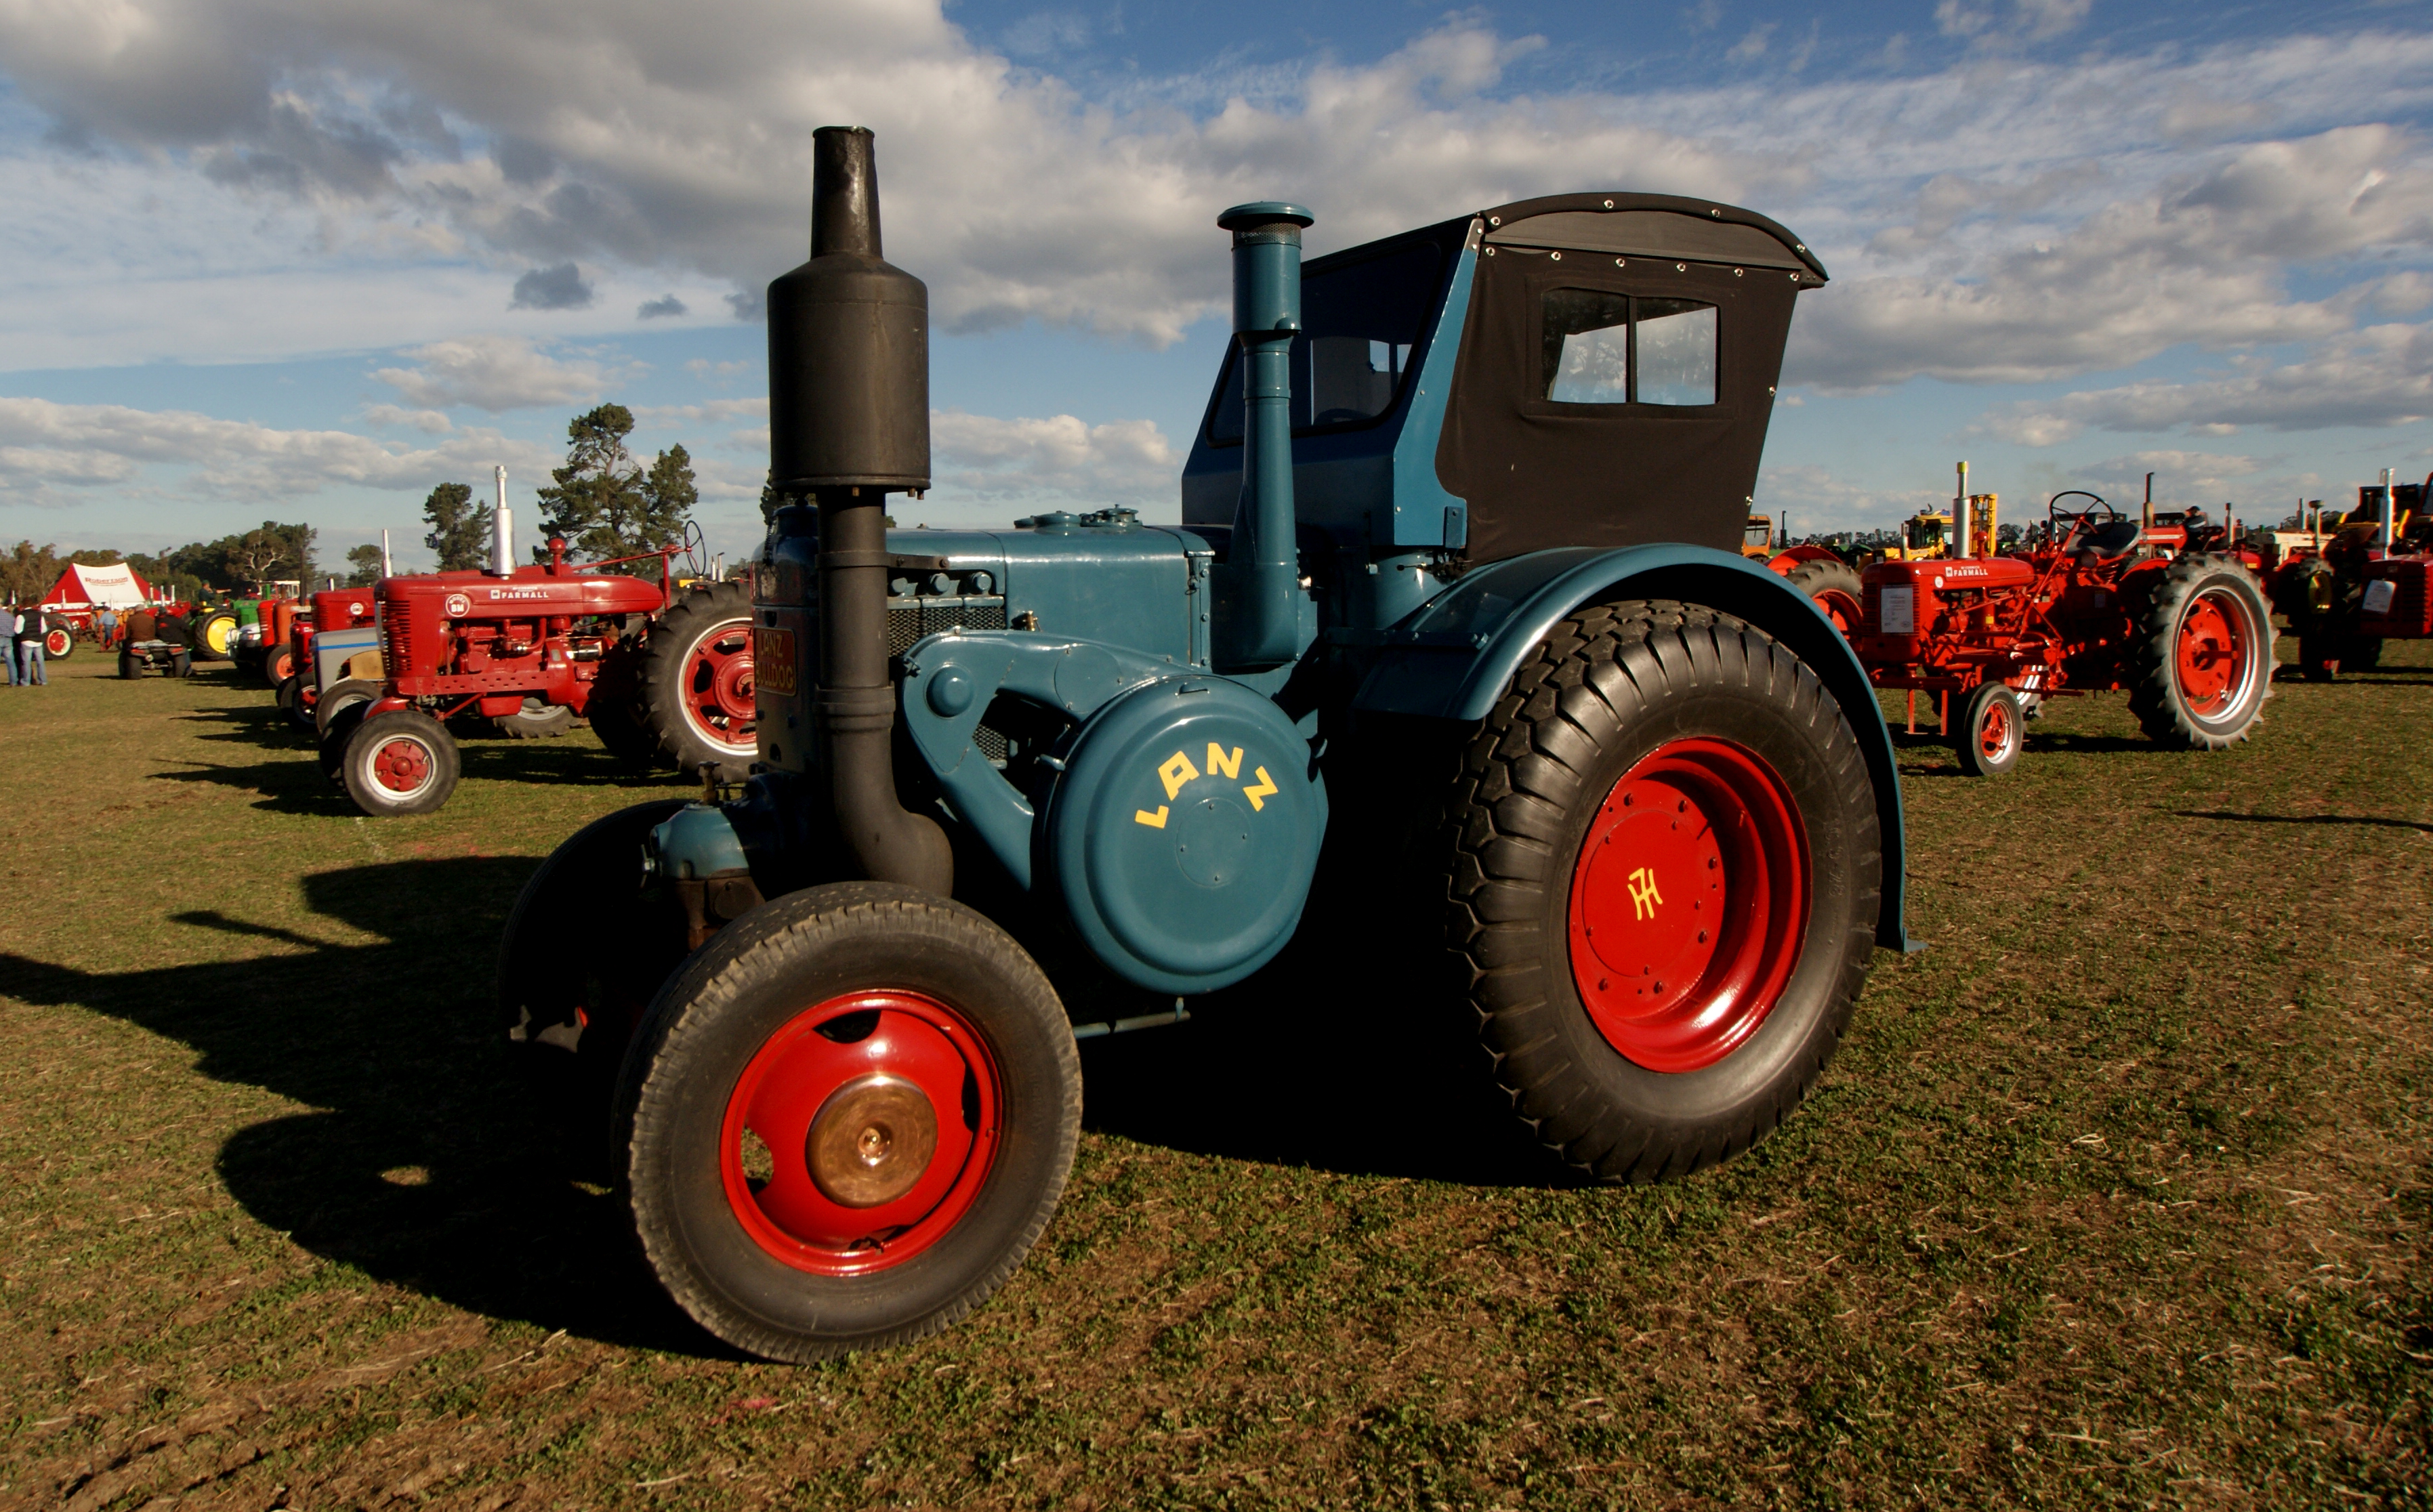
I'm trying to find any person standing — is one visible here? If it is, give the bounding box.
[0,605,16,687]
[96,605,118,648]
[13,603,44,686]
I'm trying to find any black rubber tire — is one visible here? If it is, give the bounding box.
[1440,600,1881,1185]
[588,684,661,769]
[118,651,144,680]
[261,642,297,687]
[1953,682,2024,777]
[495,697,578,740]
[43,627,72,660]
[314,679,381,740]
[275,673,314,732]
[171,649,192,679]
[616,882,1081,1362]
[1783,559,1864,638]
[635,581,757,782]
[2347,636,2384,671]
[2129,553,2276,749]
[340,709,461,816]
[192,611,238,662]
[499,797,693,1109]
[318,700,370,786]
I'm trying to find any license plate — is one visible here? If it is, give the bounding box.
[753,626,797,696]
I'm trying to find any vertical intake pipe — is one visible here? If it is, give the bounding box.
[765,125,952,896]
[1213,201,1314,671]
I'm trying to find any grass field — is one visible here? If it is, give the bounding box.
[1,635,2428,1510]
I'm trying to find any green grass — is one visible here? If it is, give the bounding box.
[1,637,2428,1509]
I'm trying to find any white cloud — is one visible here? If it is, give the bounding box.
[371,335,629,412]
[0,396,558,508]
[1727,24,1774,61]
[1974,322,2433,443]
[929,411,1178,509]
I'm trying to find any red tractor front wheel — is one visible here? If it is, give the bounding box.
[1954,682,2024,777]
[339,709,460,816]
[617,883,1079,1362]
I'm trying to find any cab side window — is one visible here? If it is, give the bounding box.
[1542,289,1718,407]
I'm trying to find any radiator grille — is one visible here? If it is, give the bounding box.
[381,600,413,673]
[887,595,1006,655]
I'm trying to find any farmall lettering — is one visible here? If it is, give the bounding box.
[1135,743,1275,828]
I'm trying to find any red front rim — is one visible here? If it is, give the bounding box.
[1978,698,2016,761]
[44,629,69,656]
[371,736,434,795]
[2176,588,2250,715]
[719,990,1000,1277]
[1566,738,1810,1073]
[682,623,757,755]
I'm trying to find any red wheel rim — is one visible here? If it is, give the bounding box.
[2176,587,2249,715]
[1566,738,1809,1073]
[371,736,434,795]
[1978,696,2016,762]
[682,623,757,755]
[1812,587,1862,637]
[719,990,1000,1277]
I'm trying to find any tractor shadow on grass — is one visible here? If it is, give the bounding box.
[2169,808,2433,835]
[147,736,689,814]
[0,856,722,1359]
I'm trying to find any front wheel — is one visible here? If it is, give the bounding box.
[617,883,1081,1362]
[1441,600,1881,1183]
[43,627,72,660]
[340,709,460,816]
[1954,682,2024,777]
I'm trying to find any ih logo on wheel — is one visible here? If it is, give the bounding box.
[1627,866,1663,921]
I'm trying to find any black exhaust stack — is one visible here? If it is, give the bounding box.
[767,126,953,896]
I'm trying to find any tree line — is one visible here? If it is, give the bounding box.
[0,402,697,604]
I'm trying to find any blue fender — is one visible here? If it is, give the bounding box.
[1353,545,1916,952]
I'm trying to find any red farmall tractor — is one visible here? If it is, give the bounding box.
[329,524,756,816]
[1853,490,2275,775]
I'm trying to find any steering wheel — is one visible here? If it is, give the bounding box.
[2045,490,2120,552]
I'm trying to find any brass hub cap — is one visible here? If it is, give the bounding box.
[805,1074,939,1209]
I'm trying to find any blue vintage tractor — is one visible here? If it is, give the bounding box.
[500,127,1909,1362]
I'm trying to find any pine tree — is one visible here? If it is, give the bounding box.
[421,482,491,571]
[533,405,696,571]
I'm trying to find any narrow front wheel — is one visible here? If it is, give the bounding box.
[340,709,460,816]
[1953,682,2024,777]
[617,883,1080,1361]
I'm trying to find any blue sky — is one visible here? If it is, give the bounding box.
[1,0,2428,569]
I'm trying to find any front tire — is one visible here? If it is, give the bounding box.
[1441,600,1880,1184]
[495,697,578,740]
[2129,554,2274,749]
[43,627,72,660]
[1953,682,2024,777]
[340,709,460,816]
[617,883,1081,1362]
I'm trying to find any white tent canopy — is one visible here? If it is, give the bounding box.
[39,561,152,609]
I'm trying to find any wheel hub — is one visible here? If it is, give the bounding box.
[1567,738,1810,1073]
[2176,589,2248,714]
[1978,697,2016,761]
[720,990,999,1275]
[373,737,432,793]
[685,625,758,754]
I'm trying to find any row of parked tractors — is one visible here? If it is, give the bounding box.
[244,528,758,816]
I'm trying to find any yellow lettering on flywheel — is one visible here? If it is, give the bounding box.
[1135,805,1169,828]
[1159,751,1201,799]
[1205,742,1243,780]
[1243,765,1278,812]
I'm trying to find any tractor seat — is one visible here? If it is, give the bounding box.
[2074,520,2143,560]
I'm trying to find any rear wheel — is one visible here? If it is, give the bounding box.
[617,883,1080,1362]
[340,709,460,816]
[118,650,144,679]
[1442,600,1880,1183]
[2130,554,2274,749]
[495,696,578,740]
[636,582,757,781]
[193,611,238,662]
[1953,682,2024,777]
[589,681,661,769]
[43,627,72,659]
[1783,560,1864,639]
[499,798,694,1114]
